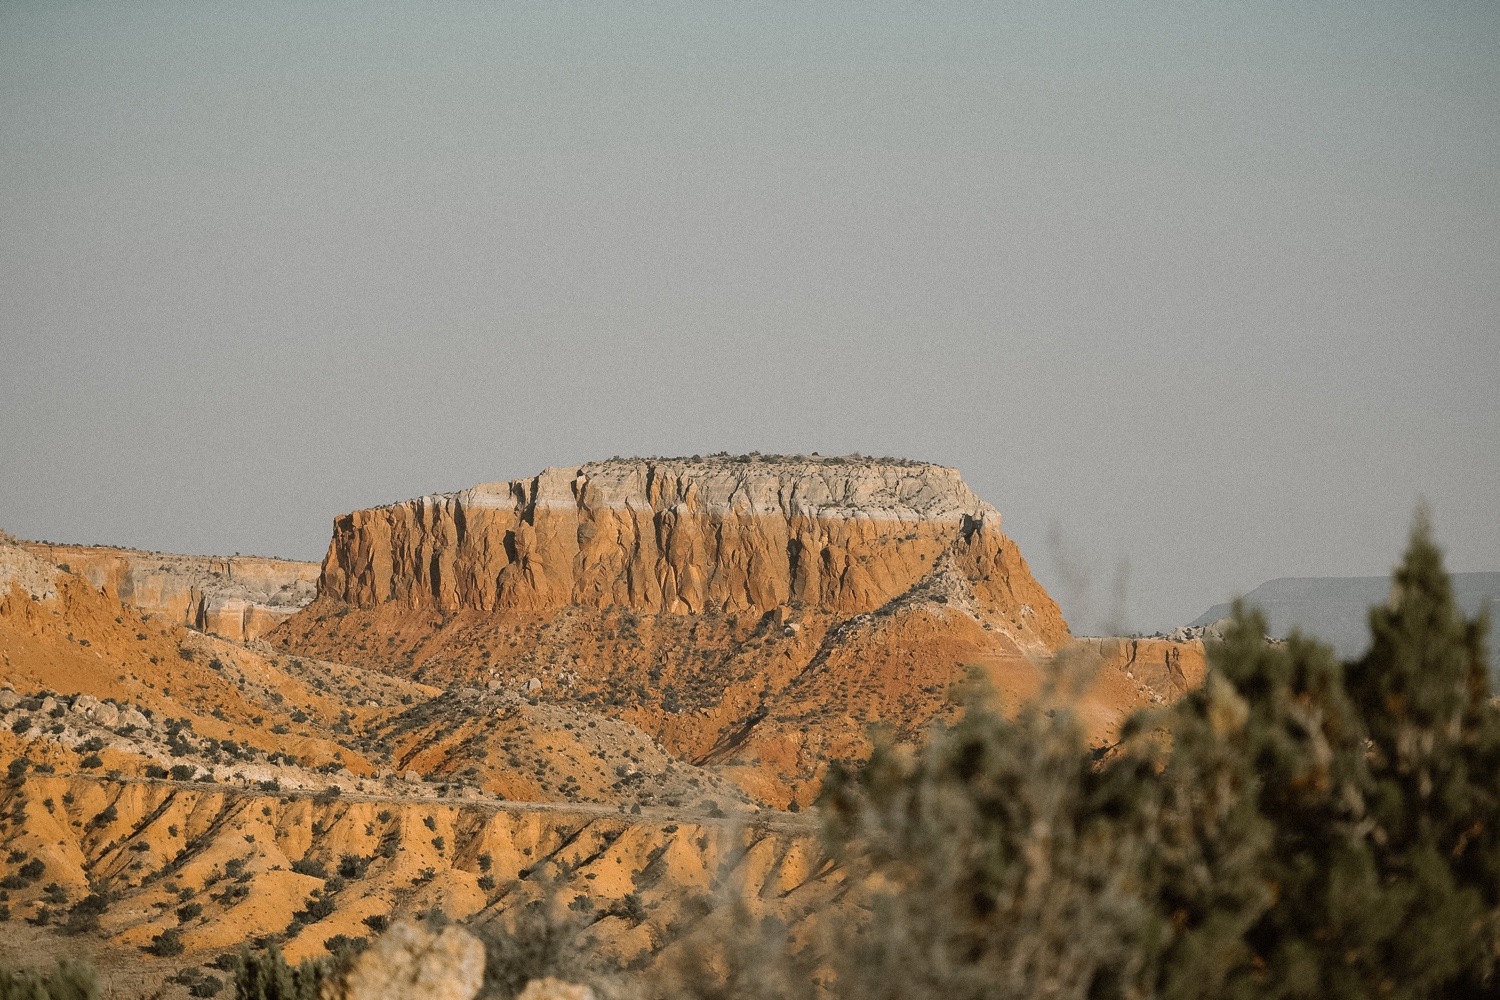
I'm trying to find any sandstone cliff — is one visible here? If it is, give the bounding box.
[20,540,318,642]
[318,455,1068,649]
[272,457,1090,806]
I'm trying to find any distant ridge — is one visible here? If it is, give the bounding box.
[1190,573,1500,666]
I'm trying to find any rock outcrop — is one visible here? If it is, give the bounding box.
[273,456,1081,805]
[19,541,318,642]
[318,455,1067,649]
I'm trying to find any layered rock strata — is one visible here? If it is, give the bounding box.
[19,540,318,642]
[318,456,1067,649]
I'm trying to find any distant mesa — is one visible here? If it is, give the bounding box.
[317,453,1068,634]
[16,539,318,643]
[1189,573,1500,668]
[273,453,1202,808]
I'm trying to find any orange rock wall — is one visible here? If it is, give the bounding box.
[318,459,1069,650]
[20,542,318,642]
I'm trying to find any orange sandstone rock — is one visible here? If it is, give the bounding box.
[316,456,1068,648]
[18,541,317,642]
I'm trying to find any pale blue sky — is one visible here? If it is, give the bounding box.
[3,2,1497,634]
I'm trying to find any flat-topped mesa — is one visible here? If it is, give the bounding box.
[18,541,319,642]
[321,455,1068,646]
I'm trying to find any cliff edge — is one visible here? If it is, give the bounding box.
[19,540,318,643]
[318,454,1067,648]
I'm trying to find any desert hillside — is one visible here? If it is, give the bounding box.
[0,458,1205,995]
[276,455,1197,805]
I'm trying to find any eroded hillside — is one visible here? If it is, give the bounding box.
[0,457,1206,993]
[274,456,1196,806]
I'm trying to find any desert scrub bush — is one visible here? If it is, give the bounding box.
[474,898,596,1000]
[0,958,98,1000]
[64,892,109,935]
[337,853,372,879]
[146,927,184,957]
[231,944,328,1000]
[290,858,326,879]
[673,518,1499,1000]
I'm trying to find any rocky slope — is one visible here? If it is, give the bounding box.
[276,456,1197,807]
[20,540,317,643]
[0,529,823,992]
[0,457,1210,990]
[0,765,829,969]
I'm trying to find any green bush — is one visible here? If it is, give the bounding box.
[0,958,98,1000]
[231,944,328,1000]
[290,858,326,879]
[147,927,184,957]
[189,976,223,998]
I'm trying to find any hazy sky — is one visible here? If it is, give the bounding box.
[3,3,1497,635]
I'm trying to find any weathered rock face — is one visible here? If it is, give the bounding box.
[318,456,1067,649]
[19,541,318,642]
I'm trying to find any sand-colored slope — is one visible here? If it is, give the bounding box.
[274,529,1202,809]
[0,768,829,968]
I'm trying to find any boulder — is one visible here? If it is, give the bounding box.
[68,694,118,726]
[0,690,20,711]
[333,920,485,1000]
[118,708,150,730]
[517,979,596,1000]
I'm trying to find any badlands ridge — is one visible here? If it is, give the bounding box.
[0,455,1204,992]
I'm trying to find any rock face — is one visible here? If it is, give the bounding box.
[319,455,1067,646]
[335,920,486,1000]
[518,980,596,1000]
[19,540,318,642]
[274,456,1074,806]
[0,530,59,601]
